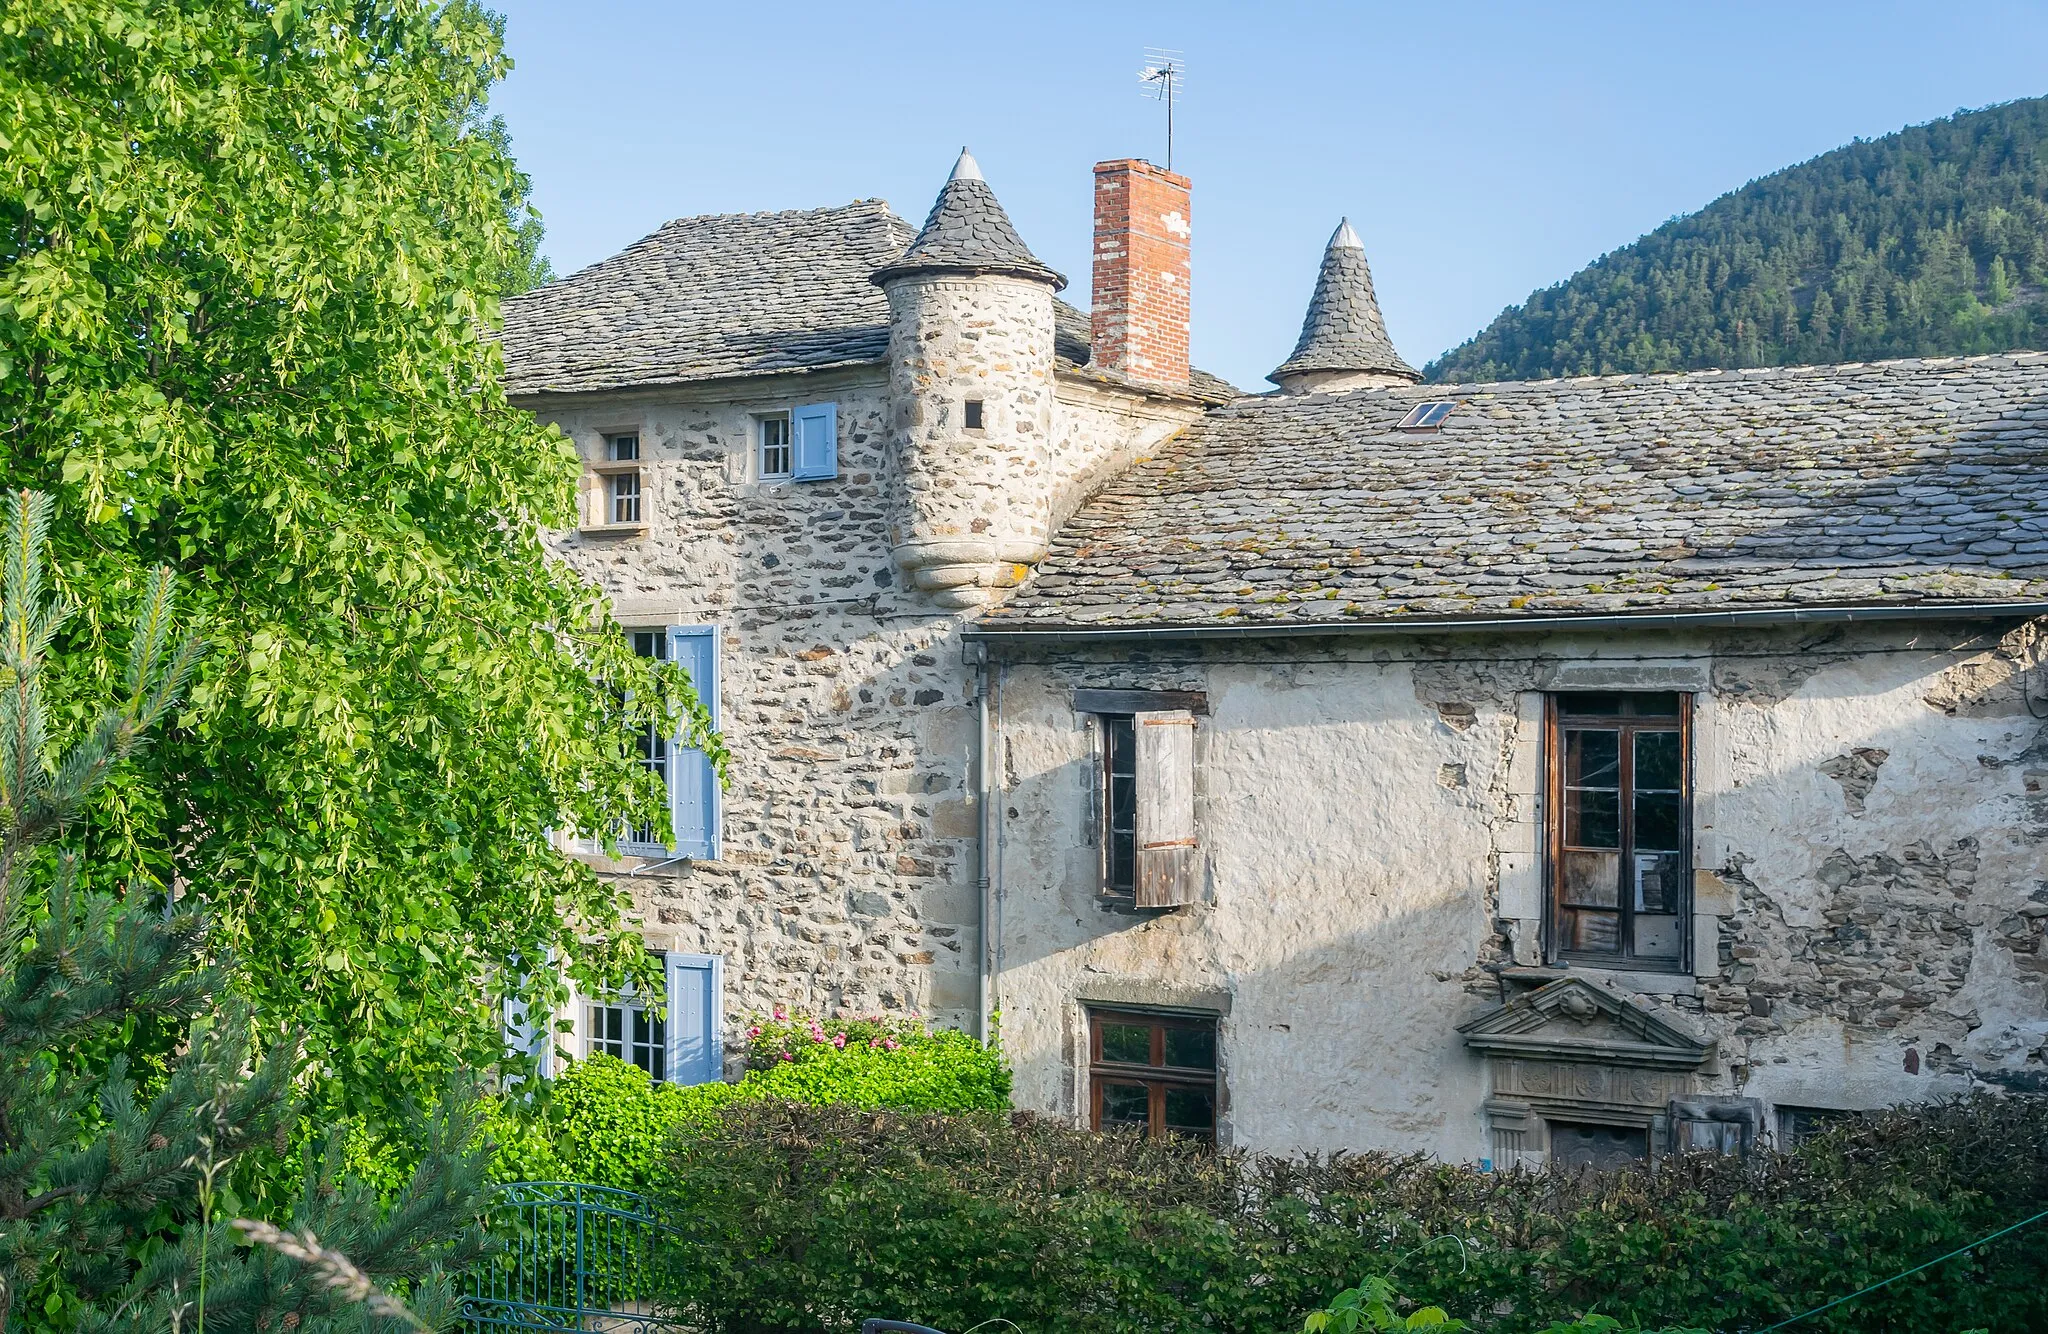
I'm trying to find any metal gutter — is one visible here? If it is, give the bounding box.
[963,600,2048,649]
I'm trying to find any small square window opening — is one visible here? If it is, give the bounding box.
[759,415,792,479]
[964,398,985,430]
[606,432,640,461]
[1088,1008,1218,1142]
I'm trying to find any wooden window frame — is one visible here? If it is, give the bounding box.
[621,629,671,854]
[585,951,668,1082]
[1086,1008,1219,1143]
[606,468,643,525]
[1091,707,1201,909]
[757,413,793,480]
[582,431,648,533]
[1100,713,1138,900]
[1544,692,1693,973]
[586,996,666,1080]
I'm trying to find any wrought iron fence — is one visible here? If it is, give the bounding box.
[463,1181,680,1334]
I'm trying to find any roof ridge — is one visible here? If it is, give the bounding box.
[1414,349,2048,397]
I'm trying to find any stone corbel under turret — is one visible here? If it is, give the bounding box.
[894,539,1044,610]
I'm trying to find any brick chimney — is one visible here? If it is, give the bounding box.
[1089,159,1191,390]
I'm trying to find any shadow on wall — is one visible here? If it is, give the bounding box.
[987,612,2048,1130]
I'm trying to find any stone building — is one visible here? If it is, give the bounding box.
[498,148,2048,1165]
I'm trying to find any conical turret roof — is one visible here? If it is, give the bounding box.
[872,148,1066,290]
[1268,219,1418,385]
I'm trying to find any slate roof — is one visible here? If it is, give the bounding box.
[500,199,1234,402]
[982,353,2048,629]
[500,202,911,396]
[1269,219,1420,385]
[870,149,1066,289]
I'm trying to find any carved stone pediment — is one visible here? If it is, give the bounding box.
[1458,977,1709,1072]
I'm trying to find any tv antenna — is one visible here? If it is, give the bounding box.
[1139,48,1185,171]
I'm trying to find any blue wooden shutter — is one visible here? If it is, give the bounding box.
[664,952,724,1086]
[668,625,720,860]
[500,951,556,1082]
[791,401,838,480]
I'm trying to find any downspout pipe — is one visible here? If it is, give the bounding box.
[973,641,994,1044]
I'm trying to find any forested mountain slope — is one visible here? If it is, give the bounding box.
[1428,97,2048,382]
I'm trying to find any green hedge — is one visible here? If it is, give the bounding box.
[650,1096,2048,1334]
[489,1018,1008,1193]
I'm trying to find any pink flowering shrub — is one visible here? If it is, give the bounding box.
[741,1010,930,1072]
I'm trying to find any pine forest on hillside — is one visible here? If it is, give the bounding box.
[1427,97,2048,383]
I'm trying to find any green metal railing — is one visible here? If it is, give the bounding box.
[463,1182,680,1334]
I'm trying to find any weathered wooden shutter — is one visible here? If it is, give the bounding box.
[664,952,724,1086]
[1133,709,1200,908]
[791,401,838,480]
[668,626,721,860]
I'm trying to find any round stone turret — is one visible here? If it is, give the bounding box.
[874,149,1068,609]
[1269,218,1421,396]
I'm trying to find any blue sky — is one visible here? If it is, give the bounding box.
[488,1,2048,391]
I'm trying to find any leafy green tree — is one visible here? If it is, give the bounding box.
[0,490,486,1334]
[1431,97,2048,381]
[0,0,700,1130]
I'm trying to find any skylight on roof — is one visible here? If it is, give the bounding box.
[1396,401,1457,433]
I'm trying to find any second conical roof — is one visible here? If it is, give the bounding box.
[1269,219,1418,384]
[872,148,1066,290]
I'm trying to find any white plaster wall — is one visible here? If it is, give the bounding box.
[992,622,2048,1156]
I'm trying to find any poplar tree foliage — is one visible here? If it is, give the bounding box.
[0,1,707,1126]
[1430,96,2048,382]
[0,491,488,1334]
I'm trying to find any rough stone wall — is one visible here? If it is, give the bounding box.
[989,620,2048,1156]
[522,363,1204,1037]
[537,370,984,1029]
[883,274,1058,607]
[1043,379,1198,537]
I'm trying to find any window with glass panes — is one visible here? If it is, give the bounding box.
[586,957,667,1081]
[606,433,642,524]
[1548,692,1690,969]
[758,415,792,479]
[1101,715,1137,896]
[628,630,669,848]
[1088,1009,1218,1142]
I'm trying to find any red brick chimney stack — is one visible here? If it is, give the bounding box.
[1089,159,1191,390]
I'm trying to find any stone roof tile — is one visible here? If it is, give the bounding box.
[500,196,1234,402]
[871,149,1065,289]
[983,354,2048,629]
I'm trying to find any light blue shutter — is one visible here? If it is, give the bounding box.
[501,952,555,1082]
[668,626,720,860]
[791,401,838,480]
[664,952,724,1086]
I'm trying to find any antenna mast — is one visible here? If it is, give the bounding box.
[1139,48,1186,171]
